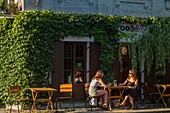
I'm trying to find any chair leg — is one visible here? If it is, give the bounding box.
[84,101,86,109]
[89,97,93,111]
[59,101,61,108]
[90,97,93,111]
[28,102,32,113]
[17,102,20,113]
[72,101,75,110]
[56,101,58,112]
[68,101,71,111]
[10,104,12,113]
[90,105,93,111]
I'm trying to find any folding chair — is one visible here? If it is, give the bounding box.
[9,85,31,113]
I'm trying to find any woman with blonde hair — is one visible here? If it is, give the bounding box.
[119,69,138,109]
[89,70,109,108]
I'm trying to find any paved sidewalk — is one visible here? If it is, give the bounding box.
[1,107,170,113]
[1,102,170,113]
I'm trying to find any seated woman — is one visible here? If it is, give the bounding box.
[74,71,83,84]
[89,70,109,109]
[120,69,138,109]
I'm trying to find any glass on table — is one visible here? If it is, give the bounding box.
[113,80,117,86]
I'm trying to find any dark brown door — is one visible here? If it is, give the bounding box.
[64,42,86,83]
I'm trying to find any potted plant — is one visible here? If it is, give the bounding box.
[7,1,18,14]
[0,0,5,13]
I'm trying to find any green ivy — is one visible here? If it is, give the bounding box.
[128,16,170,78]
[0,10,164,105]
[0,0,4,8]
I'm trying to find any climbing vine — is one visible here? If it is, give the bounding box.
[130,17,170,77]
[0,10,168,105]
[0,0,4,8]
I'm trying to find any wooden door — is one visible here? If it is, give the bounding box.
[64,42,86,83]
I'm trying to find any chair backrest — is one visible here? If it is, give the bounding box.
[60,84,72,92]
[59,84,72,97]
[141,82,149,94]
[73,83,86,101]
[85,83,90,92]
[9,85,21,95]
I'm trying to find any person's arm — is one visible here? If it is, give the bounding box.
[75,78,78,82]
[98,78,107,88]
[121,79,128,86]
[134,79,138,88]
[79,77,83,82]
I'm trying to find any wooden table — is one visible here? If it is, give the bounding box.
[154,84,170,107]
[29,88,57,113]
[107,86,128,110]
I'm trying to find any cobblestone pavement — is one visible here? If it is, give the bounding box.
[1,107,170,113]
[1,103,170,113]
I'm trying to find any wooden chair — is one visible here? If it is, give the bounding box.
[9,85,31,113]
[56,84,75,111]
[141,82,159,107]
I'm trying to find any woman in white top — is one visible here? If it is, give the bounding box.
[89,70,109,108]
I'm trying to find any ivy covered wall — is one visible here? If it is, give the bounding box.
[0,10,169,105]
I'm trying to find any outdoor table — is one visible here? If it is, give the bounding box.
[29,87,57,113]
[107,85,128,110]
[154,84,170,107]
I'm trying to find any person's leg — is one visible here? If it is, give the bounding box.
[98,96,103,106]
[121,95,129,106]
[97,90,108,108]
[129,96,134,109]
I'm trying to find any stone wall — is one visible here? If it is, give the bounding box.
[23,0,170,17]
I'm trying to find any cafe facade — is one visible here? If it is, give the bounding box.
[4,0,170,87]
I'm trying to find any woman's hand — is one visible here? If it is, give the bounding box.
[121,84,124,86]
[107,82,113,87]
[128,86,135,89]
[98,78,108,89]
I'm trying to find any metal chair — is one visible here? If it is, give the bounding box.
[56,84,75,112]
[9,85,31,113]
[84,83,104,111]
[141,82,159,108]
[88,94,104,111]
[72,83,88,109]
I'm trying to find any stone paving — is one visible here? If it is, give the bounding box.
[1,102,170,113]
[2,107,170,113]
